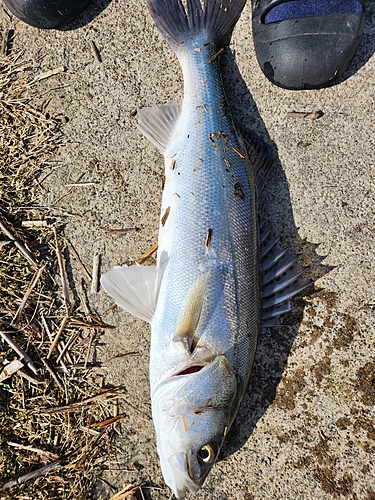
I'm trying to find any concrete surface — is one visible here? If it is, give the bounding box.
[1,0,374,498]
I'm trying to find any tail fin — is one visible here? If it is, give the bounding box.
[146,0,246,53]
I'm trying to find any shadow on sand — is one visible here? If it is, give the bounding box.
[219,47,331,462]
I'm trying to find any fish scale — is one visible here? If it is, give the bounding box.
[101,0,310,497]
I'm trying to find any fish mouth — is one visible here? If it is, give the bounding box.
[173,363,207,376]
[169,345,215,379]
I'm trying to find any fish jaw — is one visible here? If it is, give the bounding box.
[152,354,238,498]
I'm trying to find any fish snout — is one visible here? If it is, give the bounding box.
[166,450,203,498]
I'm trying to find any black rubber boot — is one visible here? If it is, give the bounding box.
[2,0,93,29]
[252,0,366,90]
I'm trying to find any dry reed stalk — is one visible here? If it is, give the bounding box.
[42,357,64,391]
[0,461,61,491]
[63,237,92,282]
[109,483,146,500]
[41,387,123,414]
[7,442,59,461]
[12,264,46,324]
[53,226,70,312]
[0,358,24,381]
[0,28,9,56]
[0,214,39,269]
[0,330,37,374]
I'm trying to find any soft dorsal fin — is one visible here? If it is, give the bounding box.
[172,272,209,352]
[239,128,274,191]
[100,264,164,323]
[137,101,181,153]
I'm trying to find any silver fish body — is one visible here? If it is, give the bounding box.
[150,38,260,398]
[148,37,260,498]
[101,0,309,497]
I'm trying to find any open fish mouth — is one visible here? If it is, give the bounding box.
[168,346,216,379]
[173,363,208,377]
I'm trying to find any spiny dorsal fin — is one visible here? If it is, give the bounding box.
[137,101,181,153]
[100,264,164,323]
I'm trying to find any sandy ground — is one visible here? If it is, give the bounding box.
[1,1,374,498]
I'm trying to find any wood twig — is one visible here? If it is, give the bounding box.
[17,368,42,385]
[104,303,117,313]
[47,315,69,360]
[63,237,91,282]
[91,253,101,293]
[0,461,61,491]
[78,279,91,316]
[41,314,68,372]
[101,352,138,366]
[84,332,94,369]
[53,363,100,372]
[92,413,125,429]
[0,240,11,249]
[2,8,12,21]
[89,312,113,328]
[67,317,112,329]
[286,110,322,120]
[58,338,73,365]
[89,40,102,63]
[21,220,48,228]
[208,47,224,63]
[65,182,98,187]
[0,215,39,269]
[51,172,85,206]
[135,243,158,265]
[30,66,66,84]
[56,331,79,364]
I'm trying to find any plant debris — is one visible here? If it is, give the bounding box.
[0,51,132,500]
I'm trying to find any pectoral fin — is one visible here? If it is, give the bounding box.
[137,101,181,154]
[100,264,164,323]
[173,273,209,352]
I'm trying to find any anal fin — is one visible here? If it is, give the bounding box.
[261,222,311,326]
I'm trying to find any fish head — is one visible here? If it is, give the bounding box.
[152,353,238,498]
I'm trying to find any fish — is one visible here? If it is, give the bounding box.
[101,0,310,497]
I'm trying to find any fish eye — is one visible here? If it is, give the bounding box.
[198,444,216,463]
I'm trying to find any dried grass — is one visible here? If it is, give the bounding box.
[0,52,125,499]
